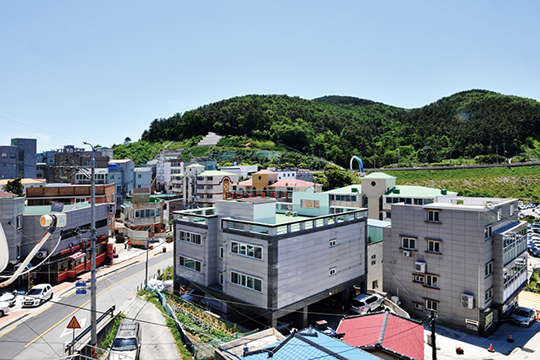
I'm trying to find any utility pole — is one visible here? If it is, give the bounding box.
[430,310,437,360]
[83,141,97,347]
[496,144,499,164]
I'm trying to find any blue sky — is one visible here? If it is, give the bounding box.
[1,1,539,152]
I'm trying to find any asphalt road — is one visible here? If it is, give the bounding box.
[0,251,172,360]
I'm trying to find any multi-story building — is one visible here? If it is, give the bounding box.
[383,196,526,336]
[173,189,368,328]
[49,145,109,183]
[108,159,135,207]
[133,167,152,190]
[121,188,165,245]
[155,158,184,193]
[1,192,112,286]
[0,138,37,180]
[194,170,238,207]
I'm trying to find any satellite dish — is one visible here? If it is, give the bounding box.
[0,223,9,273]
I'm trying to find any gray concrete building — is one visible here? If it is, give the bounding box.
[173,189,368,328]
[0,138,37,180]
[383,196,527,336]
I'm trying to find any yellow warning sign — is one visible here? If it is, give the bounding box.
[67,316,81,329]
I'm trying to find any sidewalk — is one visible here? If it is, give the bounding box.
[0,240,172,331]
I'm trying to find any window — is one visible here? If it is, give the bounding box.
[179,256,201,272]
[425,299,438,311]
[427,240,441,253]
[485,287,493,303]
[300,199,320,208]
[220,273,223,285]
[179,231,202,245]
[414,302,424,310]
[402,237,416,250]
[207,176,213,181]
[220,247,224,259]
[427,210,440,222]
[207,185,213,189]
[197,177,204,181]
[230,271,262,292]
[426,275,438,288]
[329,239,336,247]
[207,194,212,199]
[329,267,337,276]
[414,275,424,283]
[485,226,493,239]
[497,209,502,221]
[371,259,376,265]
[230,241,262,260]
[372,280,378,289]
[414,198,423,205]
[16,214,23,230]
[135,210,141,218]
[17,243,22,259]
[1,153,6,158]
[510,204,515,216]
[196,185,204,190]
[485,261,493,277]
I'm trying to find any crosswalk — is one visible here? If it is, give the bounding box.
[518,290,540,311]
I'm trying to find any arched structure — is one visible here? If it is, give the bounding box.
[350,156,364,175]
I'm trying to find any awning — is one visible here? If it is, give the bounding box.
[114,221,125,230]
[68,252,86,260]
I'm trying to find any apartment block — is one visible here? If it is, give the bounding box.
[0,138,37,180]
[383,196,526,336]
[173,189,368,328]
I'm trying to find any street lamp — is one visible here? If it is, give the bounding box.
[83,141,97,347]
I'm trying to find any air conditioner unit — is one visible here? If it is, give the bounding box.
[415,261,426,273]
[403,250,411,257]
[461,293,474,309]
[36,250,47,259]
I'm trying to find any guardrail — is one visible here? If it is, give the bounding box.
[64,305,115,355]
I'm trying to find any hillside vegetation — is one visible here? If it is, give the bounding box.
[383,165,540,201]
[137,90,540,168]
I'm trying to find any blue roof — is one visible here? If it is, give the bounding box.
[241,329,378,360]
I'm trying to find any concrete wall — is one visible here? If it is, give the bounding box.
[276,221,365,308]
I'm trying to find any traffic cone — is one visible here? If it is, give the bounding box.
[507,334,514,343]
[536,311,539,321]
[488,343,494,352]
[342,305,345,313]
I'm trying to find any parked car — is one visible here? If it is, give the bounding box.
[109,320,141,360]
[23,284,53,307]
[0,301,10,317]
[350,293,384,315]
[512,306,536,327]
[529,247,540,258]
[0,290,17,307]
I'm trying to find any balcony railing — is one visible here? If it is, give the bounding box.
[222,209,366,237]
[503,233,527,266]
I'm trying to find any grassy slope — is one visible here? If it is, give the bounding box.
[375,166,540,201]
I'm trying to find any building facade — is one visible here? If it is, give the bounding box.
[0,138,37,180]
[173,189,368,328]
[382,196,526,336]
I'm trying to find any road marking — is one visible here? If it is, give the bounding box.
[0,326,16,338]
[25,256,171,347]
[33,304,52,317]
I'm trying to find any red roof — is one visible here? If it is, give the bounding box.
[337,312,424,360]
[236,179,252,186]
[270,179,316,187]
[0,190,17,198]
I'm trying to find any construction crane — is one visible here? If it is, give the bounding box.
[0,213,67,288]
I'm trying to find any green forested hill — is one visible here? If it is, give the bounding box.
[137,90,540,168]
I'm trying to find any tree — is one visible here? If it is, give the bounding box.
[324,165,354,189]
[124,137,132,145]
[4,178,24,196]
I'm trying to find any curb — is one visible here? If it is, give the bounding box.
[0,244,169,332]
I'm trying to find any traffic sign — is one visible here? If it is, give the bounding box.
[75,281,88,288]
[67,316,81,329]
[76,289,87,295]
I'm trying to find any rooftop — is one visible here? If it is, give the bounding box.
[423,196,516,212]
[198,170,237,177]
[325,185,362,195]
[363,172,396,179]
[109,159,133,164]
[385,185,458,198]
[337,312,424,360]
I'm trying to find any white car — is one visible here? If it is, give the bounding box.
[512,307,536,327]
[0,301,10,317]
[23,284,53,307]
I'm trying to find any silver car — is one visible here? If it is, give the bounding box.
[350,293,384,315]
[512,307,535,327]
